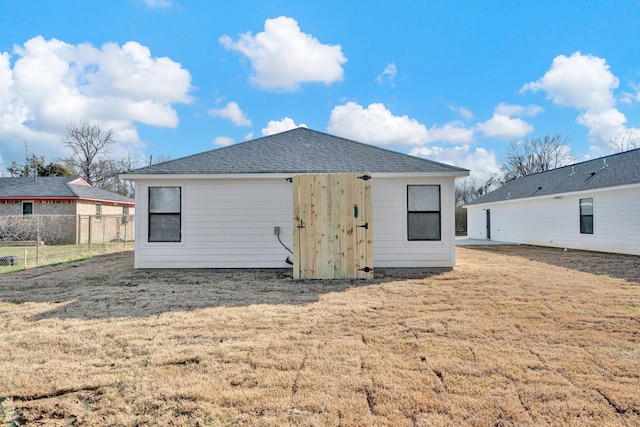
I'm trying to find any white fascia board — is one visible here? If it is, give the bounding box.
[463,182,640,209]
[122,170,469,181]
[121,173,294,181]
[372,171,469,179]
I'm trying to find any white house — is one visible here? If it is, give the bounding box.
[465,148,640,256]
[122,128,469,273]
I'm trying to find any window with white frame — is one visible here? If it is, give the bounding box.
[149,187,181,242]
[407,185,441,241]
[579,198,593,234]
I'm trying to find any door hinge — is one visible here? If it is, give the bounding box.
[357,174,372,181]
[357,222,368,230]
[359,266,373,273]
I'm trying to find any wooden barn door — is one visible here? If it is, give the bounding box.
[293,173,373,279]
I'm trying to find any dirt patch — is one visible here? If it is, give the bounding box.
[1,246,639,426]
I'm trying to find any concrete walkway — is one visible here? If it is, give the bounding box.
[455,237,516,246]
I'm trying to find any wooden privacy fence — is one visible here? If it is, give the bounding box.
[293,173,373,279]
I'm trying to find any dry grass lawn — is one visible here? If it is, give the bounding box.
[0,245,639,426]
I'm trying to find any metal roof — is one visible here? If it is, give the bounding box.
[124,128,469,176]
[465,148,640,206]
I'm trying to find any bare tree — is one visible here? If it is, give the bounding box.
[455,175,502,206]
[113,155,139,197]
[501,134,575,182]
[62,122,118,188]
[608,131,640,153]
[454,175,502,235]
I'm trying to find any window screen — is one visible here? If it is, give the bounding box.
[149,187,181,242]
[408,185,441,241]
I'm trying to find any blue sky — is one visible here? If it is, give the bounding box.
[1,0,639,183]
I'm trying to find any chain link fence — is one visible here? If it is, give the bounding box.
[0,214,135,271]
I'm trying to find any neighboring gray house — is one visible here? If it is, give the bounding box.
[0,176,135,244]
[123,128,469,272]
[465,148,640,256]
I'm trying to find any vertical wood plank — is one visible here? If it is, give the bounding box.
[354,173,365,278]
[293,175,300,279]
[319,174,328,278]
[362,174,374,279]
[293,172,373,279]
[341,173,354,278]
[303,174,315,278]
[329,174,344,279]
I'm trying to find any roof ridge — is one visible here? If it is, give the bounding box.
[296,128,469,171]
[126,127,469,175]
[538,147,640,175]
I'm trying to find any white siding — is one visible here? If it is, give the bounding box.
[466,185,640,256]
[133,175,458,269]
[466,205,488,240]
[135,179,293,269]
[372,177,456,268]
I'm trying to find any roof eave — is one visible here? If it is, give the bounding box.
[122,170,469,181]
[0,195,134,205]
[0,196,78,202]
[464,181,640,208]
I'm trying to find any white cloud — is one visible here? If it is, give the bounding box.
[0,36,192,169]
[476,114,534,139]
[494,103,543,117]
[220,16,347,91]
[449,104,474,121]
[208,101,251,126]
[476,103,540,139]
[328,102,428,145]
[328,102,473,147]
[522,52,618,111]
[410,144,500,184]
[261,117,307,136]
[213,136,235,147]
[375,62,397,86]
[429,121,474,144]
[576,108,627,143]
[619,82,640,104]
[140,0,174,9]
[521,51,636,147]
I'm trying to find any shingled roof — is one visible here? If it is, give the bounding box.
[0,176,134,204]
[124,128,469,176]
[466,148,640,206]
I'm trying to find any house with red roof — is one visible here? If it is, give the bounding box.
[0,176,134,244]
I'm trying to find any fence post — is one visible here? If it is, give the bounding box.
[35,215,40,266]
[88,215,92,251]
